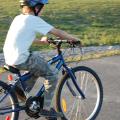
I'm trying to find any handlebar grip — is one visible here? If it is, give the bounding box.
[48,38,81,46]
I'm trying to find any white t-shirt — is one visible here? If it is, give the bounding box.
[3,14,54,65]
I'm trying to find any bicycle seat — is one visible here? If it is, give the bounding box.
[4,65,20,74]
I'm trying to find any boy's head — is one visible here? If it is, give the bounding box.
[19,0,48,16]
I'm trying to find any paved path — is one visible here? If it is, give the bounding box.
[0,55,120,120]
[77,55,120,120]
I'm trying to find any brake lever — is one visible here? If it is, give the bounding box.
[70,41,83,56]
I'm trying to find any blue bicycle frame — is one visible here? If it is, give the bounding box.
[31,53,85,99]
[0,43,85,115]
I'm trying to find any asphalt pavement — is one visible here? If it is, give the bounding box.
[77,55,120,120]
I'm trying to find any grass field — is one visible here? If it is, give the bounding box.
[0,0,120,52]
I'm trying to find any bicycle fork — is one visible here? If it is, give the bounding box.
[65,67,86,99]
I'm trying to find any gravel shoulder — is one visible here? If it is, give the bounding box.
[0,45,120,66]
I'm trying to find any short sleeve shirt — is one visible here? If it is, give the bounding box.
[3,14,54,65]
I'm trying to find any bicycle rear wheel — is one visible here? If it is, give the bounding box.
[56,66,103,120]
[0,81,19,120]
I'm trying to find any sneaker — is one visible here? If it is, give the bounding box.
[39,108,57,120]
[46,117,57,120]
[14,86,26,102]
[45,108,57,120]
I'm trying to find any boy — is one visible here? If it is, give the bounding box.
[3,0,80,119]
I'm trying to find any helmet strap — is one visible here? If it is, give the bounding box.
[33,4,44,16]
[33,8,41,16]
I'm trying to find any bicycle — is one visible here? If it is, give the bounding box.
[0,39,103,120]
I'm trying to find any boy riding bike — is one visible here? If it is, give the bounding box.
[3,0,80,119]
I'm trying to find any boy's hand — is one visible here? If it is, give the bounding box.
[49,28,81,45]
[40,36,49,44]
[33,37,49,44]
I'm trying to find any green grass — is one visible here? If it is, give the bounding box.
[0,0,120,52]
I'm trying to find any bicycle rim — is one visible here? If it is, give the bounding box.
[0,81,19,120]
[56,66,103,120]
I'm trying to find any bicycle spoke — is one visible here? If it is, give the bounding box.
[71,99,76,120]
[84,73,89,94]
[57,66,103,120]
[67,98,76,120]
[74,99,80,120]
[0,88,3,94]
[0,81,20,120]
[82,100,90,119]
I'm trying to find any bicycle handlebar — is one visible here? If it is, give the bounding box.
[48,38,82,54]
[48,39,81,46]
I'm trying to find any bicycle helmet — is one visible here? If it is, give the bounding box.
[19,0,48,7]
[19,0,48,16]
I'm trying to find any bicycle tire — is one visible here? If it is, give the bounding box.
[0,81,19,120]
[56,66,103,120]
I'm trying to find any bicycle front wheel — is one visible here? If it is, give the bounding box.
[56,66,103,120]
[0,81,19,120]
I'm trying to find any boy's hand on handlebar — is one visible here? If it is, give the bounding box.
[34,37,50,44]
[40,36,49,44]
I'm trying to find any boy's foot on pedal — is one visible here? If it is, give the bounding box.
[39,108,63,120]
[14,86,26,102]
[45,108,57,120]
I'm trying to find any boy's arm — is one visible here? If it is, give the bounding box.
[33,28,80,44]
[49,28,79,42]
